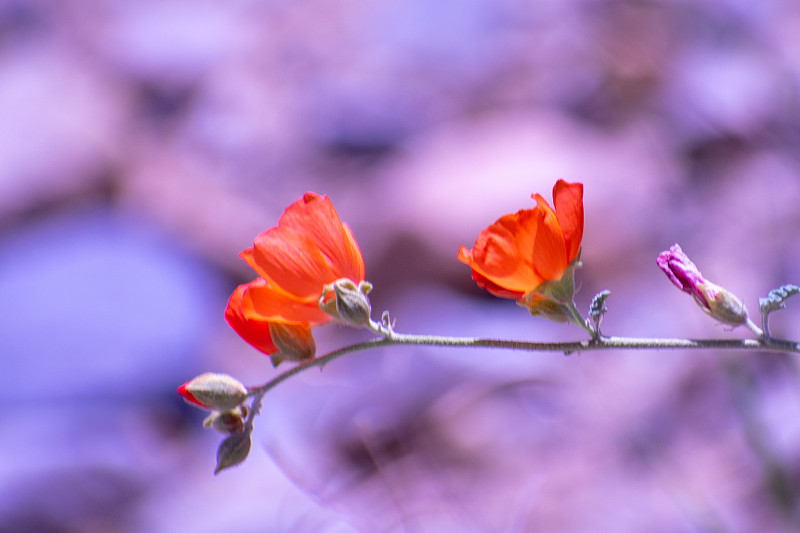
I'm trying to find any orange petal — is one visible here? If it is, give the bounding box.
[530,194,568,281]
[552,180,583,263]
[245,278,332,325]
[224,281,279,355]
[340,222,366,281]
[468,265,527,299]
[456,245,473,265]
[251,230,334,298]
[239,247,258,273]
[458,245,523,298]
[250,193,365,299]
[274,193,364,281]
[458,209,544,297]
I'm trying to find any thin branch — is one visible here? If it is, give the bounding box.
[245,331,800,407]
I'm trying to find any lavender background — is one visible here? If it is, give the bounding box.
[1,1,800,532]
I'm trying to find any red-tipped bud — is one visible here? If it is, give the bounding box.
[178,373,248,411]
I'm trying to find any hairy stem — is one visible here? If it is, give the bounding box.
[245,331,800,408]
[566,300,597,340]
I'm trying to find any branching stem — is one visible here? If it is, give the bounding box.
[245,330,800,414]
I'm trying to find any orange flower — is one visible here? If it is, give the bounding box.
[225,193,365,359]
[457,180,584,302]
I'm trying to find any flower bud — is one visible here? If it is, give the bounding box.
[267,322,316,366]
[320,278,374,327]
[697,282,748,326]
[178,373,248,411]
[215,433,251,474]
[657,244,749,327]
[334,279,373,326]
[203,405,249,434]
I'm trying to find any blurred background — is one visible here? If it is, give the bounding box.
[1,0,800,531]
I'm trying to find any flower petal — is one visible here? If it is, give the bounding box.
[245,278,332,324]
[177,382,210,408]
[459,253,527,299]
[224,281,279,355]
[530,194,568,281]
[457,209,544,297]
[281,194,365,282]
[238,247,260,277]
[552,180,584,263]
[252,229,334,298]
[656,244,708,306]
[250,193,364,299]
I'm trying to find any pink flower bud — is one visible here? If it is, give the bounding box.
[178,373,248,410]
[657,244,748,326]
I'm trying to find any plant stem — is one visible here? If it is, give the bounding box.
[245,331,800,406]
[566,300,597,340]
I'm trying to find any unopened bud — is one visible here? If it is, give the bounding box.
[203,405,249,434]
[699,282,748,326]
[657,244,749,327]
[215,433,251,474]
[320,278,373,326]
[333,279,373,326]
[267,322,316,366]
[178,373,248,410]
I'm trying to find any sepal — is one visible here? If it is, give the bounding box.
[700,282,748,326]
[518,255,581,322]
[267,322,316,366]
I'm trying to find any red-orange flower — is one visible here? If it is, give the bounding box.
[225,193,365,358]
[457,180,584,302]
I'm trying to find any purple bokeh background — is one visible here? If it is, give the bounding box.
[1,1,800,531]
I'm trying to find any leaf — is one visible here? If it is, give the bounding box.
[759,284,800,316]
[215,433,252,474]
[589,290,611,321]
